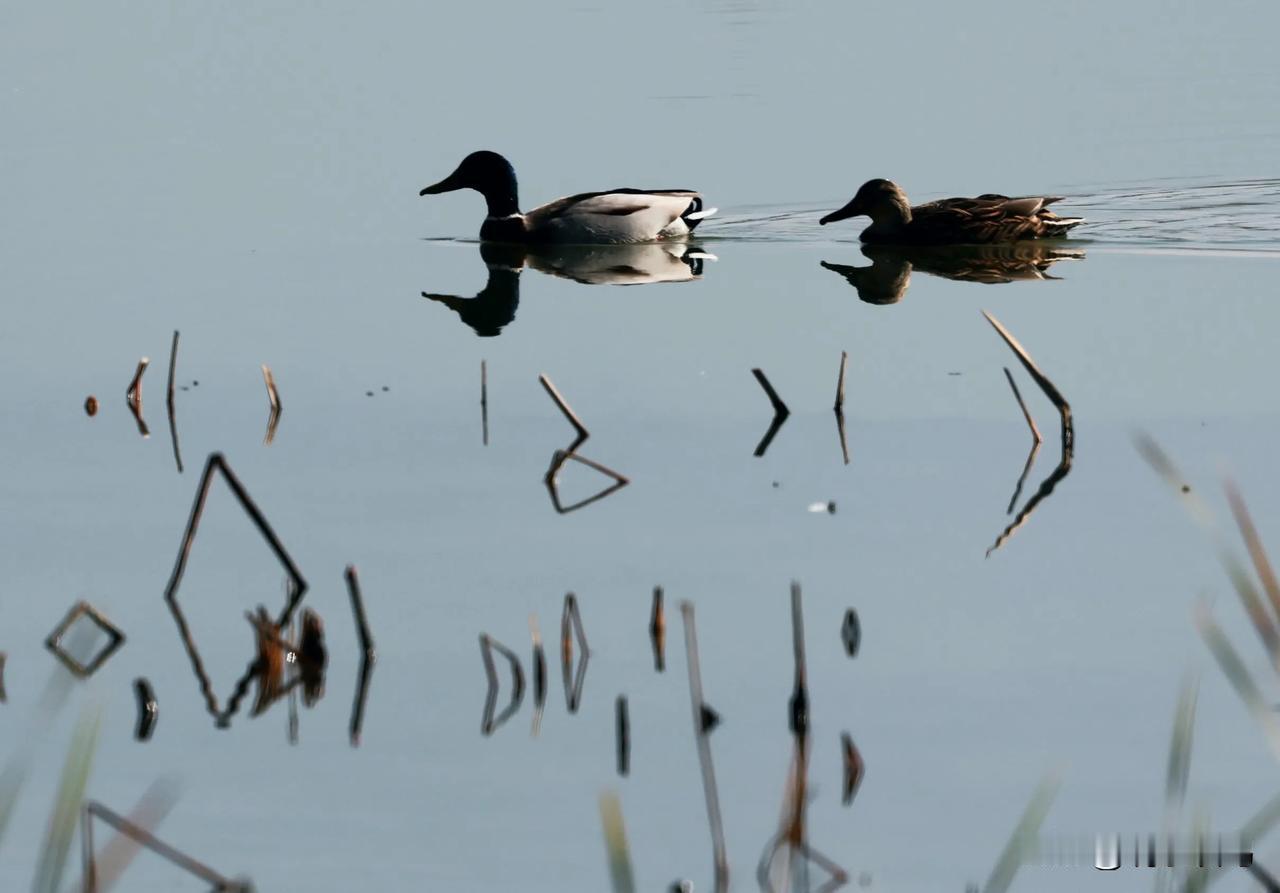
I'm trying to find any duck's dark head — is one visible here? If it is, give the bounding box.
[420,151,520,217]
[820,179,911,227]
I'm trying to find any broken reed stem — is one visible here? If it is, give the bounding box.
[530,615,546,736]
[344,565,375,659]
[1002,366,1042,445]
[539,373,589,442]
[166,332,179,411]
[126,357,150,404]
[650,586,666,672]
[481,359,489,446]
[752,368,790,419]
[680,600,729,893]
[616,695,630,777]
[788,582,809,741]
[84,801,245,890]
[982,311,1071,454]
[1225,479,1280,624]
[834,351,848,413]
[262,365,280,413]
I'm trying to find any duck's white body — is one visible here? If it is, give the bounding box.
[420,151,715,245]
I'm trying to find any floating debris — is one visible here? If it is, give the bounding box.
[45,600,126,679]
[751,368,790,458]
[481,359,489,446]
[841,609,860,658]
[0,651,5,702]
[479,633,525,736]
[650,586,666,672]
[616,695,630,777]
[134,678,158,741]
[84,396,98,417]
[807,501,836,514]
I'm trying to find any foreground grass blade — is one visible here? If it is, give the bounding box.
[1156,674,1199,893]
[599,791,636,893]
[33,703,101,893]
[983,769,1061,893]
[1193,599,1280,763]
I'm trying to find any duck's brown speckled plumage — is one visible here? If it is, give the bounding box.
[820,179,1084,245]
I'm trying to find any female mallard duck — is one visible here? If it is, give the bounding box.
[420,151,716,245]
[819,179,1083,244]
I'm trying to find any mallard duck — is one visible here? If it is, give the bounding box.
[819,179,1084,244]
[420,151,716,245]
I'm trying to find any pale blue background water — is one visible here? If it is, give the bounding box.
[1,1,1279,891]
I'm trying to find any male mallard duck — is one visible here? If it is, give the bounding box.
[420,151,716,245]
[819,179,1083,244]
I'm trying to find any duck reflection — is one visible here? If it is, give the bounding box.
[423,241,711,337]
[820,242,1085,305]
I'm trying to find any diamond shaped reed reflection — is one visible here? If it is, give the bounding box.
[44,600,126,678]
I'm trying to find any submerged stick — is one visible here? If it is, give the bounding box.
[650,586,666,672]
[71,778,178,893]
[681,600,728,893]
[561,593,590,713]
[751,368,790,458]
[788,582,809,741]
[539,373,589,446]
[479,633,525,735]
[530,615,546,737]
[544,449,630,514]
[344,565,375,659]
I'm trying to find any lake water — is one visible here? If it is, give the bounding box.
[2,1,1280,891]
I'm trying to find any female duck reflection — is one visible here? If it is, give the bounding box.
[820,242,1085,305]
[422,241,714,337]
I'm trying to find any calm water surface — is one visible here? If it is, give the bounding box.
[2,1,1279,891]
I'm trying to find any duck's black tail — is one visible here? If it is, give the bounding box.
[682,197,718,232]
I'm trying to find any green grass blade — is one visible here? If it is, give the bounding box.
[983,768,1061,893]
[1156,674,1199,893]
[1193,599,1280,763]
[32,703,101,893]
[599,790,636,893]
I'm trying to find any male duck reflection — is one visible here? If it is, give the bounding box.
[821,242,1085,304]
[820,179,1084,244]
[422,241,712,336]
[420,151,717,244]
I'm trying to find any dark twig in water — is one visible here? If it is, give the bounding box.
[345,565,376,747]
[530,615,546,737]
[72,779,178,893]
[479,633,525,736]
[81,800,252,892]
[982,312,1074,556]
[125,357,150,437]
[616,695,630,777]
[0,652,5,702]
[788,582,809,741]
[561,593,590,713]
[163,453,308,727]
[841,608,860,658]
[44,600,126,679]
[834,352,851,465]
[1002,366,1042,513]
[262,364,281,446]
[345,565,375,659]
[481,359,489,446]
[544,448,630,514]
[650,586,666,672]
[1006,437,1042,516]
[539,372,589,449]
[166,331,183,473]
[752,368,790,458]
[349,652,375,748]
[680,600,729,893]
[133,678,158,741]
